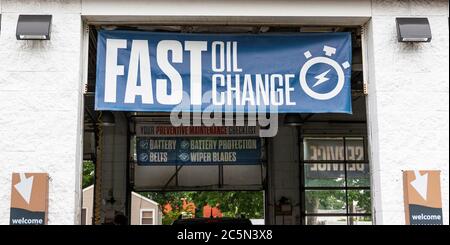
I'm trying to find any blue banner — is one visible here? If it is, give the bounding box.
[96,30,352,113]
[136,137,262,165]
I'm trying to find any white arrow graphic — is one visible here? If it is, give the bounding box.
[14,173,34,204]
[411,170,428,201]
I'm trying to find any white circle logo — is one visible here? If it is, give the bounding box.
[300,46,350,101]
[299,56,345,100]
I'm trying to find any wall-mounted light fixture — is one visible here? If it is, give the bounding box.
[396,17,432,42]
[16,15,52,40]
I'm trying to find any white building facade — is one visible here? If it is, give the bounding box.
[0,0,448,225]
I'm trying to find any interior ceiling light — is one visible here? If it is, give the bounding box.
[284,114,304,126]
[98,111,115,127]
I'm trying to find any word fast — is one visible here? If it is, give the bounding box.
[104,39,241,105]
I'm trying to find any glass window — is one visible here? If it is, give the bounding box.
[306,216,348,225]
[347,167,370,187]
[347,190,372,214]
[345,138,366,161]
[304,164,345,187]
[305,190,346,214]
[303,138,345,161]
[348,216,372,225]
[302,137,371,225]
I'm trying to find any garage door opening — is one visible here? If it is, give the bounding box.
[82,24,370,225]
[135,191,265,225]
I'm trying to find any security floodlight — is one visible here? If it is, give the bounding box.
[16,15,52,40]
[396,17,432,42]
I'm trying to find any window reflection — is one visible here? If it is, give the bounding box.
[302,137,372,225]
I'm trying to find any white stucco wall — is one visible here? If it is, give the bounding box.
[367,0,449,225]
[0,0,83,225]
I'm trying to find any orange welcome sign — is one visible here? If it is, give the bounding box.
[403,170,443,225]
[10,173,49,225]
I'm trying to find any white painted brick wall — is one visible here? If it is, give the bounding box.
[368,0,449,225]
[0,0,82,225]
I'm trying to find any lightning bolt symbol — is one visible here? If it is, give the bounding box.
[313,69,331,87]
